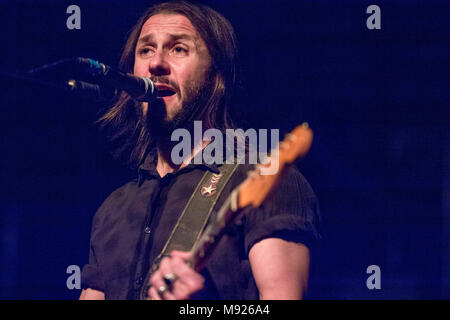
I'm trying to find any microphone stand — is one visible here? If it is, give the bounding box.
[0,58,117,103]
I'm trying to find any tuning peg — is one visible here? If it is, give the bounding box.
[280,141,289,150]
[285,133,297,142]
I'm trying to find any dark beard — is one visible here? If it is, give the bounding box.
[145,77,211,142]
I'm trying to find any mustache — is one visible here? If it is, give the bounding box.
[150,76,180,94]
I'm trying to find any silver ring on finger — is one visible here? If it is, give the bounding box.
[157,285,168,296]
[163,273,178,288]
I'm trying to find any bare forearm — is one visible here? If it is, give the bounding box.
[79,288,105,300]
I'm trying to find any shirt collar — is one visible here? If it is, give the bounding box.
[137,147,221,186]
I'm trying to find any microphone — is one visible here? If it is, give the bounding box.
[76,57,158,102]
[65,79,116,102]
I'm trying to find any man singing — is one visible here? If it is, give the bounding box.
[80,0,321,300]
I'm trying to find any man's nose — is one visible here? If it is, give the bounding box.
[149,51,170,76]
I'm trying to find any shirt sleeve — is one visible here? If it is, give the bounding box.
[81,244,105,292]
[80,199,108,292]
[243,165,322,255]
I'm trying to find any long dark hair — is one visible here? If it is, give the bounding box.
[98,1,238,169]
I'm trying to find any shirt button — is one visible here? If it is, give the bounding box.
[144,226,151,234]
[135,276,143,286]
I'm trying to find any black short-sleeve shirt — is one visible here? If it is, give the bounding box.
[81,154,321,299]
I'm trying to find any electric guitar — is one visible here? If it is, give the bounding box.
[189,122,313,271]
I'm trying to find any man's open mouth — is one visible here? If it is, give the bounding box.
[155,84,177,97]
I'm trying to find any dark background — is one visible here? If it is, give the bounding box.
[0,0,448,299]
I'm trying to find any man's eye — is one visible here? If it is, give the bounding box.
[138,47,154,57]
[171,46,188,57]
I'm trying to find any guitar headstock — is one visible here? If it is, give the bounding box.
[237,123,313,209]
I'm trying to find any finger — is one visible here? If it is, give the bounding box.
[149,273,171,300]
[149,284,177,300]
[152,258,179,300]
[171,280,195,300]
[151,255,204,299]
[170,256,204,284]
[163,272,178,288]
[159,262,199,299]
[149,280,177,300]
[167,257,204,295]
[148,286,161,300]
[149,269,163,288]
[170,250,192,260]
[149,256,172,288]
[160,286,177,300]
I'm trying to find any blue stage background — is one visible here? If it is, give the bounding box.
[0,0,448,299]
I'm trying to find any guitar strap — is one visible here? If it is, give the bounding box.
[140,162,239,299]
